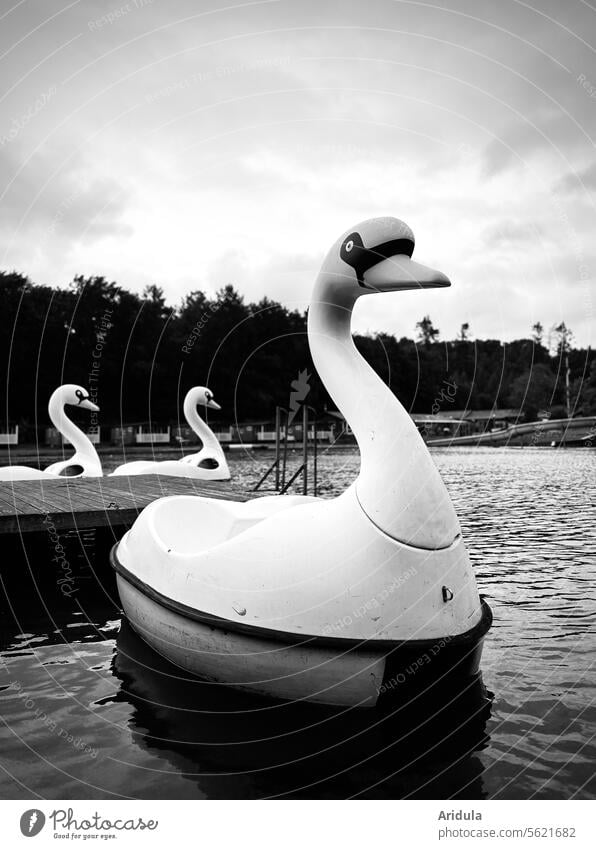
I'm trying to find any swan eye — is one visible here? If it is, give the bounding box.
[341,230,415,286]
[205,391,212,401]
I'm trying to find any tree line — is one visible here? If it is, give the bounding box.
[1,271,594,433]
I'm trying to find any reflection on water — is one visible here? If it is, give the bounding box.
[108,620,492,799]
[0,447,595,799]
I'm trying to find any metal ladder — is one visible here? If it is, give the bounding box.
[253,405,318,496]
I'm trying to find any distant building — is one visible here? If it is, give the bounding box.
[213,417,338,445]
[0,424,18,445]
[109,424,169,446]
[410,414,471,439]
[46,426,100,445]
[38,408,523,448]
[447,409,524,433]
[323,408,524,440]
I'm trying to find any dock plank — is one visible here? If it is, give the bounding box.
[0,475,253,535]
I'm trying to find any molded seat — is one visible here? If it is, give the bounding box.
[150,494,319,556]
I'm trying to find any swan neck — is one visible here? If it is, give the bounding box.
[48,394,99,463]
[184,399,219,449]
[307,274,460,548]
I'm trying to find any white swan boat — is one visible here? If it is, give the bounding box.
[0,384,101,480]
[111,386,230,480]
[111,217,492,708]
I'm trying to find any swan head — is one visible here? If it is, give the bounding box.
[51,384,99,412]
[318,217,450,302]
[186,386,221,411]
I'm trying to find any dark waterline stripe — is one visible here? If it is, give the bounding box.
[111,543,492,652]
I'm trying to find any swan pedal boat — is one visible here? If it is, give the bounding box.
[0,384,101,480]
[110,386,230,480]
[111,217,492,708]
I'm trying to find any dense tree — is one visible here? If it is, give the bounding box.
[507,364,557,420]
[552,321,573,356]
[0,272,593,430]
[570,360,596,415]
[531,321,544,346]
[415,315,440,345]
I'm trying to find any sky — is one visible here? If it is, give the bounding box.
[0,0,594,346]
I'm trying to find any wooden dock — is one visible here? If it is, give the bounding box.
[0,475,253,535]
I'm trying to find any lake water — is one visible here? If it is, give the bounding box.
[0,447,594,799]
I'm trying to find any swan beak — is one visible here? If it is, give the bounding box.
[362,255,451,291]
[79,399,99,412]
[206,399,221,410]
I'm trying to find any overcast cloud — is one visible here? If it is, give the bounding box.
[0,0,594,345]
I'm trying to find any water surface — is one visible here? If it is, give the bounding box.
[0,447,594,799]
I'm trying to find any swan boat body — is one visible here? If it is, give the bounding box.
[110,387,230,480]
[111,217,492,708]
[0,385,101,480]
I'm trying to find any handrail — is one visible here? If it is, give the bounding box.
[254,404,319,496]
[252,458,279,491]
[279,463,306,494]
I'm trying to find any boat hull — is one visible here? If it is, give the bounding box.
[113,550,492,709]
